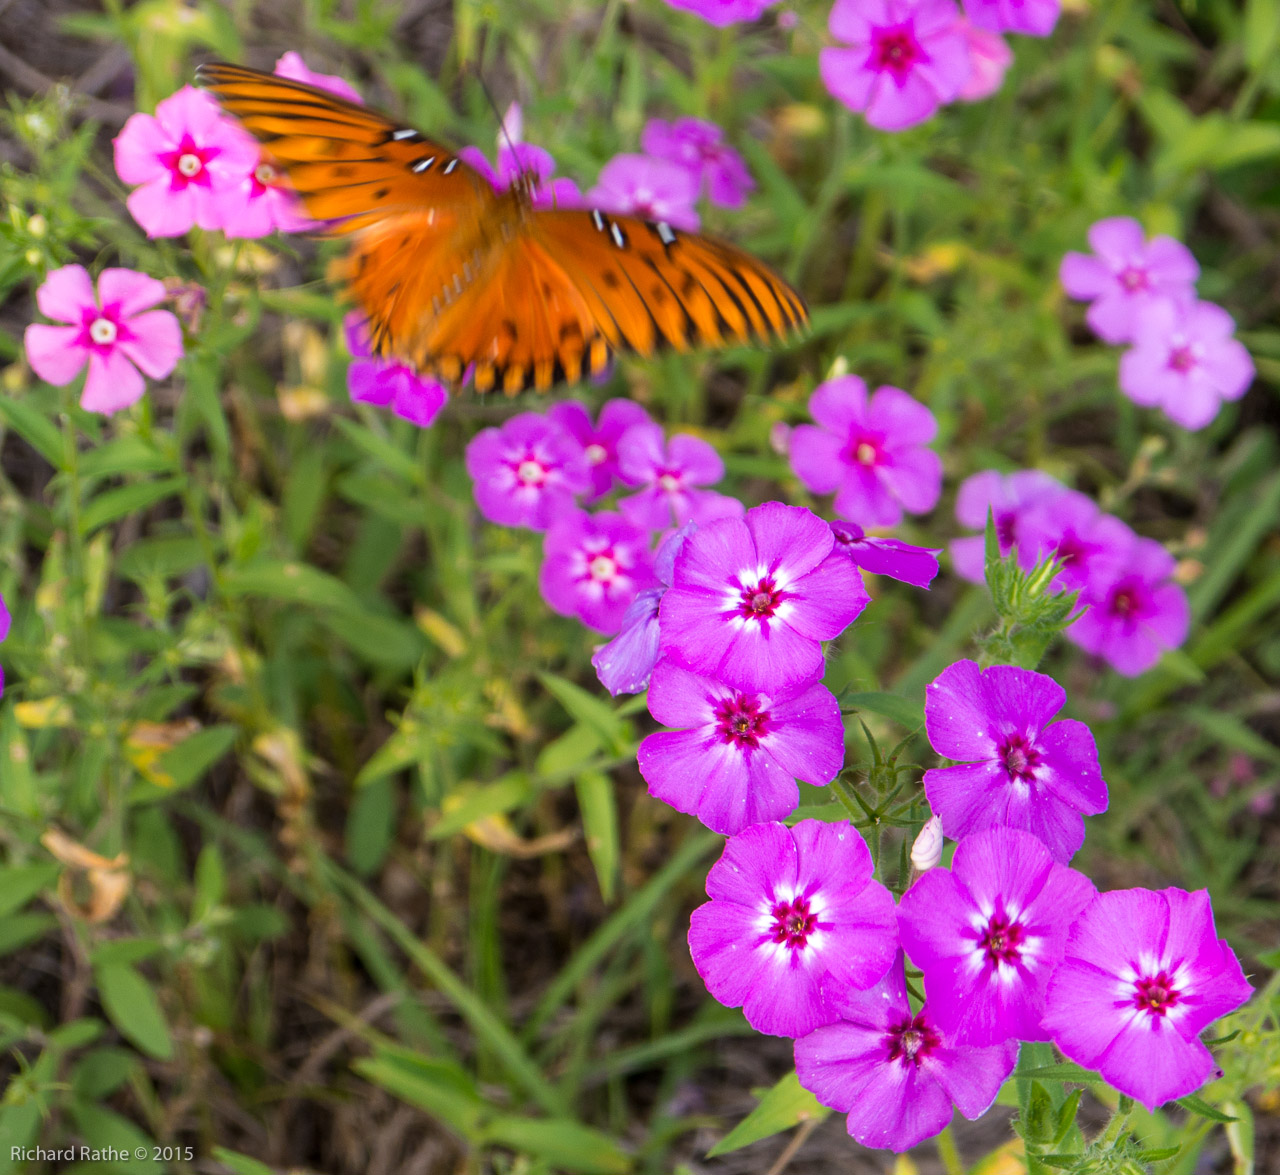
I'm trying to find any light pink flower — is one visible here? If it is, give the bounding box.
[24,265,183,414]
[586,155,700,232]
[640,117,755,208]
[273,51,363,103]
[820,0,973,132]
[956,18,1013,101]
[114,86,259,238]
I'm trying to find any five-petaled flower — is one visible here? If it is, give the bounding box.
[539,509,658,634]
[458,103,584,210]
[820,0,973,132]
[658,502,869,693]
[950,468,1065,583]
[640,117,755,208]
[688,820,898,1036]
[114,85,259,238]
[789,375,942,528]
[795,950,1019,1152]
[897,826,1096,1045]
[617,423,744,530]
[638,660,846,834]
[586,155,701,232]
[24,265,183,415]
[465,412,591,530]
[548,399,652,502]
[1042,887,1252,1111]
[923,660,1108,862]
[344,314,448,428]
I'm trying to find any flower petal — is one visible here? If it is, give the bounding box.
[36,264,95,324]
[24,324,88,386]
[81,349,145,414]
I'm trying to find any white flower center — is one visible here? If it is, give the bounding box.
[89,317,118,346]
[516,459,545,485]
[584,443,607,465]
[658,472,681,493]
[254,160,278,185]
[854,441,878,466]
[589,554,618,582]
[177,153,203,178]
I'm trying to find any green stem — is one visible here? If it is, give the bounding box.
[936,1126,966,1175]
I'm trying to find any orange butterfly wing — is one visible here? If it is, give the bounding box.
[197,63,808,395]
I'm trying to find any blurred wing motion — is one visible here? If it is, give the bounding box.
[197,62,808,394]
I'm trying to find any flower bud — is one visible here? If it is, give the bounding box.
[910,816,944,872]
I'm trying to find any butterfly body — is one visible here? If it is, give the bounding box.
[197,62,808,394]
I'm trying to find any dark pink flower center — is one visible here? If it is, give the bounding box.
[997,732,1042,783]
[768,895,816,948]
[588,550,620,583]
[77,306,129,357]
[1055,531,1086,568]
[1168,345,1197,373]
[996,510,1019,551]
[979,912,1026,966]
[885,1013,941,1067]
[714,693,770,749]
[871,24,924,80]
[1134,970,1180,1017]
[159,133,216,190]
[738,575,785,621]
[1108,581,1145,621]
[1118,265,1148,293]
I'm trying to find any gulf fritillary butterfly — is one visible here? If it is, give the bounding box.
[197,63,808,395]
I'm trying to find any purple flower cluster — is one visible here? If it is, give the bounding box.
[820,0,1057,132]
[951,470,1190,676]
[1061,218,1254,430]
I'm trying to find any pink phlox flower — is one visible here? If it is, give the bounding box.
[661,0,777,25]
[829,520,940,588]
[591,523,695,696]
[458,138,583,211]
[273,51,363,103]
[658,501,870,693]
[1042,888,1253,1111]
[950,468,1066,583]
[640,117,755,208]
[688,821,898,1035]
[0,589,9,697]
[344,314,447,428]
[114,85,260,238]
[1060,218,1200,345]
[1017,489,1135,594]
[820,0,973,133]
[465,411,591,530]
[586,155,701,232]
[923,659,1108,863]
[897,826,1096,1045]
[548,399,653,501]
[1066,536,1190,676]
[638,660,846,835]
[24,265,183,415]
[789,375,942,528]
[963,0,1059,36]
[795,950,1019,1152]
[956,17,1013,101]
[539,509,658,634]
[617,423,744,530]
[1119,299,1254,430]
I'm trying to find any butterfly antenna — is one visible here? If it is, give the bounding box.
[474,71,535,196]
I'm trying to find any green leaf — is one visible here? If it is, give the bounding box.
[94,963,173,1060]
[428,775,533,840]
[575,770,619,902]
[539,672,623,750]
[1175,1094,1236,1123]
[482,1117,631,1174]
[1014,1062,1104,1085]
[221,560,361,610]
[191,844,225,924]
[0,862,59,918]
[80,478,185,535]
[706,1071,828,1157]
[0,396,63,467]
[72,1047,140,1100]
[68,1100,159,1173]
[155,725,238,791]
[116,537,207,583]
[346,775,397,876]
[0,914,56,957]
[78,435,172,479]
[211,1150,278,1175]
[354,1050,486,1138]
[840,691,923,730]
[1245,0,1280,70]
[536,723,604,782]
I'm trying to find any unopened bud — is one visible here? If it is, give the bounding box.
[910,816,944,872]
[769,421,792,455]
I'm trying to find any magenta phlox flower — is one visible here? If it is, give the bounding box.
[540,509,658,633]
[547,399,652,501]
[950,468,1066,583]
[820,0,972,132]
[1060,218,1200,345]
[688,821,898,1036]
[586,155,700,231]
[829,520,940,588]
[789,375,942,527]
[659,502,870,692]
[661,0,776,25]
[923,660,1108,862]
[1017,489,1135,594]
[25,265,183,415]
[640,117,755,208]
[465,412,590,530]
[1119,299,1254,430]
[0,590,9,697]
[795,949,1019,1152]
[897,827,1096,1045]
[591,523,695,696]
[617,423,743,530]
[344,314,448,428]
[273,51,363,103]
[457,134,583,209]
[1043,888,1253,1111]
[638,660,845,834]
[114,86,259,238]
[1067,537,1189,676]
[956,18,1013,101]
[963,0,1059,36]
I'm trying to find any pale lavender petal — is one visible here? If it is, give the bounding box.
[1059,252,1111,301]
